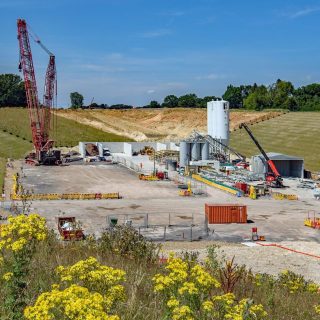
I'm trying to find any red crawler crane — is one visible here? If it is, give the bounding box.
[17,19,61,165]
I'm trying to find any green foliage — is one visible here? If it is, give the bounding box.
[223,80,320,111]
[178,93,198,108]
[197,96,220,108]
[100,226,161,263]
[148,100,161,108]
[70,92,84,109]
[0,225,319,319]
[0,158,7,193]
[0,74,26,107]
[244,85,271,110]
[162,95,179,108]
[294,83,320,111]
[222,85,244,108]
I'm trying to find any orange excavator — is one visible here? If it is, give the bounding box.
[239,123,284,188]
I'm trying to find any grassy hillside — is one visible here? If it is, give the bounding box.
[57,108,282,141]
[0,107,133,192]
[0,108,132,147]
[230,112,320,172]
[0,158,6,193]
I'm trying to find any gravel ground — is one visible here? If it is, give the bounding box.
[162,240,320,283]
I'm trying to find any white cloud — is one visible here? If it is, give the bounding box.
[195,73,226,80]
[139,29,172,38]
[165,11,186,17]
[80,63,126,72]
[147,89,155,94]
[287,7,320,18]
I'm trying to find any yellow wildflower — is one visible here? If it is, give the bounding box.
[3,272,13,281]
[202,300,214,312]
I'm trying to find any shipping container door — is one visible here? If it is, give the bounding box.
[231,207,238,223]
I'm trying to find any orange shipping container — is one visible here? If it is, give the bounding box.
[205,204,247,224]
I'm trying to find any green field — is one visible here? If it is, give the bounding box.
[230,112,320,172]
[0,108,132,147]
[0,158,6,193]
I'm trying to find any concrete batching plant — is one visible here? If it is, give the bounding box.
[179,141,210,167]
[207,100,229,145]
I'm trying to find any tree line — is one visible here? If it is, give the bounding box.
[222,80,320,111]
[1,73,320,111]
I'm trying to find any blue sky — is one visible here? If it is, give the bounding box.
[0,0,320,107]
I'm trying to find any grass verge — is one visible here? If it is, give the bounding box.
[0,158,6,193]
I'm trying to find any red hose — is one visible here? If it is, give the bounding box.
[256,242,320,259]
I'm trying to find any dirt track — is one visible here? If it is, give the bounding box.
[57,109,282,141]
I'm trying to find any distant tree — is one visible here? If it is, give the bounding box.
[294,83,320,111]
[109,104,133,109]
[89,102,99,109]
[270,79,295,108]
[222,85,243,108]
[70,92,84,109]
[0,74,26,107]
[196,96,220,108]
[178,94,198,108]
[149,100,161,108]
[162,95,178,108]
[244,85,270,110]
[284,96,299,111]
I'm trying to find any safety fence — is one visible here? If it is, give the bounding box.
[272,192,298,200]
[192,174,242,196]
[113,155,142,173]
[11,192,121,201]
[172,173,207,196]
[10,174,121,201]
[106,212,208,242]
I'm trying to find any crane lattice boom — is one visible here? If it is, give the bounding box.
[17,18,58,164]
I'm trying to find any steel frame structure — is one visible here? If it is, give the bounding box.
[17,19,58,164]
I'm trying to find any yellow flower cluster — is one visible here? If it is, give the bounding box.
[56,257,126,303]
[227,299,267,320]
[307,283,319,293]
[24,284,120,320]
[25,257,126,319]
[153,254,221,320]
[154,254,268,320]
[0,214,47,252]
[279,270,307,293]
[315,305,320,314]
[171,305,193,320]
[153,254,220,294]
[3,272,13,281]
[206,294,267,320]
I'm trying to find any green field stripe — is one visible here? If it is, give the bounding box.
[230,112,320,171]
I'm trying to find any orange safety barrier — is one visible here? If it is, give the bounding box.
[256,242,320,259]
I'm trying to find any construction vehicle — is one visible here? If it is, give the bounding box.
[304,211,320,229]
[179,181,192,196]
[239,123,284,188]
[139,171,166,181]
[17,19,61,165]
[57,217,85,241]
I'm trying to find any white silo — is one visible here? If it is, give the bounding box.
[207,100,230,145]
